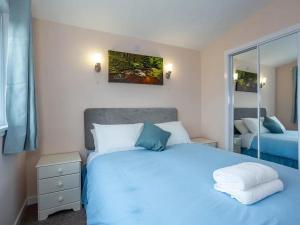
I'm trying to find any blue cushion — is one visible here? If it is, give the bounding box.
[135,122,171,151]
[263,117,284,133]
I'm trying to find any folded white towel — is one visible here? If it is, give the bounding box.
[213,162,278,191]
[214,179,284,205]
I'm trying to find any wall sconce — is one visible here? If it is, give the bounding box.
[93,53,103,73]
[233,72,239,81]
[260,77,267,88]
[165,64,173,79]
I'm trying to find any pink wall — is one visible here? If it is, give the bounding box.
[0,137,27,225]
[234,59,276,116]
[26,0,300,198]
[26,19,202,197]
[200,0,300,148]
[276,61,298,130]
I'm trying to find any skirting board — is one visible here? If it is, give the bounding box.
[27,195,37,205]
[13,199,27,225]
[13,196,37,225]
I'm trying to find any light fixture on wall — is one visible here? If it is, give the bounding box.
[260,76,267,88]
[233,72,239,81]
[165,63,173,79]
[93,53,103,73]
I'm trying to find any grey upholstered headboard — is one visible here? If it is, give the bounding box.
[84,108,178,150]
[234,107,267,120]
[234,107,267,134]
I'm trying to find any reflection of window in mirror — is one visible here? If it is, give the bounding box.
[259,33,298,169]
[260,34,298,130]
[275,61,298,131]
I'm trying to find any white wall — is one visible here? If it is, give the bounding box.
[0,137,27,225]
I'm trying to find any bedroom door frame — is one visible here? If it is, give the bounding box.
[224,23,300,167]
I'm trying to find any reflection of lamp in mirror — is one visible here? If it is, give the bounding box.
[260,76,267,88]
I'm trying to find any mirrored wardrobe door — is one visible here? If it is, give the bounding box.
[259,33,299,169]
[232,48,259,158]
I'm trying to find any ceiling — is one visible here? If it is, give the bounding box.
[234,33,298,68]
[31,0,273,50]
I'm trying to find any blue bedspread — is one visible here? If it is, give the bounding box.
[83,144,300,225]
[250,131,298,160]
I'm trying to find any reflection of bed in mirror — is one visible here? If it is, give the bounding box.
[234,107,298,169]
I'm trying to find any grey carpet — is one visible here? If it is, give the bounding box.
[20,204,86,225]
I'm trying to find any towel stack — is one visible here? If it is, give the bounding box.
[213,162,284,205]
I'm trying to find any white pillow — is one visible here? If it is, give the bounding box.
[93,123,144,155]
[91,129,99,152]
[270,116,287,132]
[156,121,191,146]
[242,118,269,134]
[234,120,249,134]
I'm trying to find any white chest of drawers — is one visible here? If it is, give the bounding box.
[191,137,218,148]
[36,152,82,221]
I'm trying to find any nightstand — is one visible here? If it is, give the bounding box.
[234,136,242,154]
[191,137,217,147]
[36,152,82,221]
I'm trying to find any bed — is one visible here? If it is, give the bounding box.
[82,108,300,225]
[234,108,298,169]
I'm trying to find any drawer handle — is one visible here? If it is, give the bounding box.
[58,196,64,202]
[57,181,64,188]
[58,168,63,174]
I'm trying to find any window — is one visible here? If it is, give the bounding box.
[0,14,7,133]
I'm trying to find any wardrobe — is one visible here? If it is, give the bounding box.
[226,30,300,169]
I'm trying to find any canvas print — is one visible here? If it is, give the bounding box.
[235,70,258,93]
[108,50,163,85]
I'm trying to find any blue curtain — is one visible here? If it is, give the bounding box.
[0,1,9,129]
[3,0,37,154]
[292,66,298,124]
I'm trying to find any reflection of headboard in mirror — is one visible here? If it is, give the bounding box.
[84,108,177,150]
[234,108,266,120]
[234,108,267,134]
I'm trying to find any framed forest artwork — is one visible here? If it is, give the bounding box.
[108,50,163,85]
[235,70,258,93]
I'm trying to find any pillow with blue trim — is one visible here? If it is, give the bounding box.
[263,117,284,133]
[135,122,171,151]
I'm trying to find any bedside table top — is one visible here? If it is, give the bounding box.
[36,152,81,167]
[191,137,217,144]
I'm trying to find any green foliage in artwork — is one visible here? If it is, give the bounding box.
[108,50,163,81]
[235,70,258,92]
[236,70,257,85]
[151,68,162,78]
